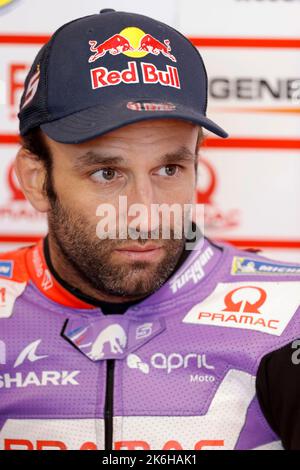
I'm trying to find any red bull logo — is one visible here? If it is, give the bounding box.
[90,61,180,91]
[88,27,177,63]
[138,34,176,62]
[88,28,180,91]
[88,34,134,62]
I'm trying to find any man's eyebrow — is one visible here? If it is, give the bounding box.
[73,152,125,170]
[74,146,196,170]
[159,146,197,165]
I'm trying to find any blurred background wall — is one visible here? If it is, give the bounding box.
[0,0,299,261]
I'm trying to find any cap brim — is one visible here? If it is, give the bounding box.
[41,100,229,143]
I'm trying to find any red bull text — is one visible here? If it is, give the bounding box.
[90,61,181,90]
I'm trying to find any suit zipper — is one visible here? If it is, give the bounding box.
[105,359,115,450]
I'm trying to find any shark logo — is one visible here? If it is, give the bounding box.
[0,340,6,365]
[87,324,127,361]
[14,339,48,368]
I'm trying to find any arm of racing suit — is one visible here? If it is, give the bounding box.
[256,339,300,450]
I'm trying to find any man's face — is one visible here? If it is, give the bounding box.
[43,118,199,298]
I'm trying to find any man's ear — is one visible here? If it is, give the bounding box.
[14,146,51,213]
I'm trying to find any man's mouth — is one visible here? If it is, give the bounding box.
[114,243,164,261]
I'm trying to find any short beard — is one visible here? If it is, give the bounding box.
[47,189,187,299]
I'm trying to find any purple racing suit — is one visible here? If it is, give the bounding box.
[0,235,300,450]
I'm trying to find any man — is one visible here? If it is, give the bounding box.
[0,8,299,451]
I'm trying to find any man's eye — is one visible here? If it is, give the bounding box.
[157,165,180,177]
[91,168,117,182]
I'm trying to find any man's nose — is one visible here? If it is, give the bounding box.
[126,177,160,235]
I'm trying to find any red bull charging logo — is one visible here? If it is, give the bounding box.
[89,27,180,91]
[88,27,177,63]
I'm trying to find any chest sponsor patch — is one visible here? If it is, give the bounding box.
[182,281,300,336]
[231,257,300,276]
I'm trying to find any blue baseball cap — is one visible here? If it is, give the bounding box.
[18,8,229,143]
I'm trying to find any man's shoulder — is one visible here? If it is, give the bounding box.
[221,242,300,327]
[0,243,37,319]
[220,241,300,280]
[0,243,34,283]
[182,239,300,339]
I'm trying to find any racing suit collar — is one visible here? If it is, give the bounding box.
[26,238,96,310]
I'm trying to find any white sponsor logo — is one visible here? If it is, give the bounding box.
[182,281,300,336]
[127,354,150,374]
[169,247,214,294]
[0,370,80,389]
[14,339,48,368]
[41,269,53,291]
[32,247,43,278]
[127,352,215,375]
[87,324,127,360]
[135,323,153,340]
[0,340,6,365]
